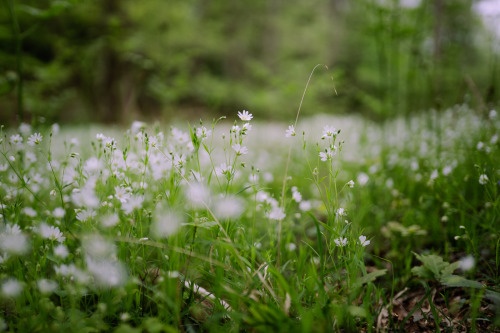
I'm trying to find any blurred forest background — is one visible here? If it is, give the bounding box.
[1,0,499,125]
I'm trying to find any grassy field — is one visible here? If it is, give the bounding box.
[0,106,499,332]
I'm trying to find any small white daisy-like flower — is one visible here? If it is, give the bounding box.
[9,134,23,145]
[232,144,248,156]
[347,180,355,188]
[27,133,43,146]
[459,255,475,271]
[96,133,106,141]
[237,110,253,121]
[319,146,337,161]
[54,244,69,259]
[214,196,245,219]
[1,279,23,297]
[53,207,65,219]
[37,279,58,294]
[39,223,65,243]
[291,187,302,202]
[489,109,497,119]
[242,123,252,133]
[359,235,370,247]
[231,125,241,134]
[268,206,286,220]
[196,126,211,141]
[114,186,131,204]
[336,207,346,217]
[321,126,337,139]
[479,174,489,185]
[285,125,296,137]
[334,237,347,247]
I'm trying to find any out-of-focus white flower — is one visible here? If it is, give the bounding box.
[321,125,337,139]
[319,146,336,161]
[86,257,127,288]
[299,200,312,211]
[131,121,147,134]
[186,183,210,209]
[53,207,65,219]
[442,166,453,176]
[232,144,248,156]
[357,172,369,186]
[286,243,297,251]
[459,255,475,271]
[359,235,370,247]
[479,174,489,185]
[1,279,22,297]
[268,206,285,220]
[285,125,296,137]
[37,279,58,294]
[39,223,65,243]
[27,133,43,146]
[0,224,29,255]
[196,126,211,141]
[101,213,120,228]
[214,196,245,220]
[114,186,131,204]
[237,110,253,121]
[19,123,31,135]
[336,208,346,217]
[347,180,355,188]
[54,244,69,259]
[9,134,23,146]
[334,237,347,247]
[151,209,182,238]
[430,169,439,181]
[489,109,497,119]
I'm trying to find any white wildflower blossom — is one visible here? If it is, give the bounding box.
[9,134,23,146]
[114,186,131,204]
[319,146,337,161]
[268,206,286,220]
[151,209,182,238]
[214,196,245,220]
[27,133,43,146]
[479,174,489,185]
[37,279,58,294]
[285,125,296,137]
[347,180,355,188]
[53,207,65,219]
[459,255,475,272]
[54,244,69,259]
[359,235,370,247]
[321,125,337,139]
[232,144,248,156]
[39,223,65,243]
[1,279,23,297]
[237,110,253,121]
[334,237,347,247]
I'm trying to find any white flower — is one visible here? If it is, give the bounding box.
[321,125,337,139]
[19,123,31,135]
[101,213,120,228]
[357,172,369,186]
[232,144,248,156]
[37,279,58,294]
[131,121,147,134]
[490,109,497,119]
[319,146,336,161]
[9,134,23,145]
[286,243,297,251]
[186,183,210,209]
[292,187,302,202]
[336,207,346,217]
[459,255,475,271]
[237,110,253,121]
[27,133,43,146]
[334,237,347,247]
[242,123,252,133]
[1,279,22,297]
[96,133,106,141]
[39,223,65,243]
[86,257,127,288]
[347,180,355,188]
[268,206,286,220]
[442,166,453,176]
[285,125,296,137]
[359,235,370,247]
[430,169,439,181]
[214,196,245,220]
[195,126,211,141]
[299,200,312,211]
[53,207,65,218]
[22,207,37,217]
[231,125,241,134]
[477,141,484,150]
[114,186,131,204]
[54,244,69,259]
[151,209,182,238]
[479,174,489,185]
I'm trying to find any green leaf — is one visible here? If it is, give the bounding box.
[412,252,449,279]
[440,275,484,289]
[353,269,387,289]
[347,305,367,318]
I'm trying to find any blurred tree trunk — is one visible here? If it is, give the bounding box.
[99,0,123,124]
